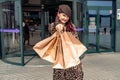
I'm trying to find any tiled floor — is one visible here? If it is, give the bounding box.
[0,52,120,80]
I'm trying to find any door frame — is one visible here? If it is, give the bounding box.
[86,6,115,53]
[0,0,25,65]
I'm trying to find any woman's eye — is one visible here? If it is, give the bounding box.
[63,14,68,18]
[63,15,66,17]
[62,14,65,16]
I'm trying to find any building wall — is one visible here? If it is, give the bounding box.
[116,0,120,51]
[0,33,1,59]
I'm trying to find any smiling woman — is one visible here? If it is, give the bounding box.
[33,4,87,80]
[50,4,86,80]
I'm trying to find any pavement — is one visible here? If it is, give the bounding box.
[0,52,120,80]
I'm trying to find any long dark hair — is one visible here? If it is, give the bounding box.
[55,12,75,32]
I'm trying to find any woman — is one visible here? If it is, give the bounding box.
[48,4,84,80]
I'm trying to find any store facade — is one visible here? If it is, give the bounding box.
[116,0,120,51]
[0,0,119,66]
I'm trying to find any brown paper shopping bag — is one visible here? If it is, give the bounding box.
[33,32,59,63]
[33,31,87,69]
[53,32,87,69]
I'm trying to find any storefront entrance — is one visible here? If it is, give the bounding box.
[0,0,42,65]
[0,0,116,66]
[0,0,25,65]
[87,6,115,53]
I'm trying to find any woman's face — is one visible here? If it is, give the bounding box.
[58,12,69,24]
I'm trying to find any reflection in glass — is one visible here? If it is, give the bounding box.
[0,1,21,64]
[99,10,112,51]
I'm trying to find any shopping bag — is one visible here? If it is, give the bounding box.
[52,36,65,68]
[33,32,58,63]
[33,31,87,69]
[53,32,87,69]
[64,32,87,57]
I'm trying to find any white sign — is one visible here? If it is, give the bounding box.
[117,9,120,20]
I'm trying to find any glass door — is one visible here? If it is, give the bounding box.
[87,6,114,53]
[0,0,24,65]
[99,8,113,52]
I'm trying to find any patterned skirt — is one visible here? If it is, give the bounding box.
[53,63,83,80]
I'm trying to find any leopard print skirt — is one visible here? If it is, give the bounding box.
[53,63,83,80]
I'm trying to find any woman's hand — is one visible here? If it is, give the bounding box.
[56,24,64,32]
